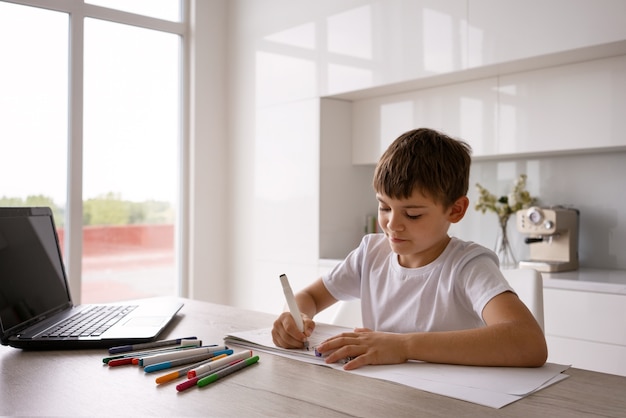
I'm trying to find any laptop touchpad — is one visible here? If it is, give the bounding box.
[123,316,166,327]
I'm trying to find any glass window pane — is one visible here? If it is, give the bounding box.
[83,18,180,303]
[0,3,68,229]
[86,0,181,22]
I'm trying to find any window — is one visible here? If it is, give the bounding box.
[0,2,68,226]
[0,0,185,303]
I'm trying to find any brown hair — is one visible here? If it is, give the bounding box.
[373,128,472,208]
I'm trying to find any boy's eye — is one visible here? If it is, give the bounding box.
[378,206,390,212]
[407,214,421,220]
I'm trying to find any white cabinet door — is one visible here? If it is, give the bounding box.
[352,77,498,164]
[547,335,626,377]
[544,288,626,376]
[468,0,626,67]
[350,54,626,163]
[324,0,468,95]
[498,55,626,155]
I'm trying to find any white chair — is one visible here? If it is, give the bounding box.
[331,299,363,328]
[331,268,544,332]
[502,267,545,332]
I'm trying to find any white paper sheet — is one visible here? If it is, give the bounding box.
[224,325,570,409]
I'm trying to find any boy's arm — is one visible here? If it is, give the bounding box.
[402,291,547,367]
[318,291,547,369]
[295,277,338,318]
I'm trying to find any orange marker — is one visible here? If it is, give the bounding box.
[155,354,229,384]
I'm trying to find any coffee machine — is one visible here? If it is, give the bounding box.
[516,206,580,272]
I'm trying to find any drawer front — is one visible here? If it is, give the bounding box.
[547,335,626,377]
[544,288,626,346]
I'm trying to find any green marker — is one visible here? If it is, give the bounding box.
[197,355,260,387]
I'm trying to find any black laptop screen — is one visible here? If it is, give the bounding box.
[0,213,71,334]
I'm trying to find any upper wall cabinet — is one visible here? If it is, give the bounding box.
[322,0,626,98]
[321,0,468,96]
[343,45,626,164]
[259,1,626,101]
[351,77,498,164]
[468,0,626,67]
[497,55,626,155]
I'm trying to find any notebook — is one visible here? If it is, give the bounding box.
[0,207,183,350]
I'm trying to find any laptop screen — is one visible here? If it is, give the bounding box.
[0,208,72,336]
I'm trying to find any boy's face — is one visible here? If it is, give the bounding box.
[376,190,467,268]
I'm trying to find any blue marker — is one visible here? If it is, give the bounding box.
[144,349,233,373]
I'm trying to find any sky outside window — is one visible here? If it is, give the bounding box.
[0,3,68,218]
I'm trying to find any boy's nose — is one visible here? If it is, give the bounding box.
[386,212,404,231]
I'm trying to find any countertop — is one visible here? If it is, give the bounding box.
[540,268,626,295]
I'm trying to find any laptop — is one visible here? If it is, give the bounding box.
[0,207,183,350]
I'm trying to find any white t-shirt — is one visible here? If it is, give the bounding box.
[322,234,513,333]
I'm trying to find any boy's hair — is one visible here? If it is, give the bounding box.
[373,128,472,208]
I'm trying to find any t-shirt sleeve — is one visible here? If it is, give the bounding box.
[460,251,515,321]
[322,236,370,301]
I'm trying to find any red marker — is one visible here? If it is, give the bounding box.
[108,358,134,367]
[177,359,246,392]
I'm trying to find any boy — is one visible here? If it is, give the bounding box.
[271,128,547,370]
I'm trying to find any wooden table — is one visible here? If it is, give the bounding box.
[1,298,625,417]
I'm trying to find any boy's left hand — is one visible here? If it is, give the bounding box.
[315,328,408,370]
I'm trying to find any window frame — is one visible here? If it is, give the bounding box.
[2,0,189,302]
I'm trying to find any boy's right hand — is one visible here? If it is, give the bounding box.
[271,311,315,349]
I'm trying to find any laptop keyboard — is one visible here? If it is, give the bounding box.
[42,305,137,338]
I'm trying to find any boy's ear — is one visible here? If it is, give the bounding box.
[448,196,469,223]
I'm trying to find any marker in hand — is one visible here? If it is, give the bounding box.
[279,274,309,350]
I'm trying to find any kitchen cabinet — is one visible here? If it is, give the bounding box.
[335,42,626,164]
[351,77,498,164]
[497,55,626,155]
[321,0,626,97]
[542,269,626,377]
[467,0,626,67]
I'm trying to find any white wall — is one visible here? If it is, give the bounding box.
[185,0,229,303]
[223,0,626,315]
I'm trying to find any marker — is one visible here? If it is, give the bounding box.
[104,341,204,364]
[144,350,233,373]
[176,373,209,392]
[108,337,198,354]
[279,274,309,350]
[176,354,250,392]
[108,345,202,366]
[197,355,260,387]
[139,345,228,367]
[107,345,200,366]
[155,354,229,385]
[313,347,350,363]
[187,350,253,378]
[126,344,208,366]
[107,357,134,367]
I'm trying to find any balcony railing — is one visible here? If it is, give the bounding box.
[56,224,175,302]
